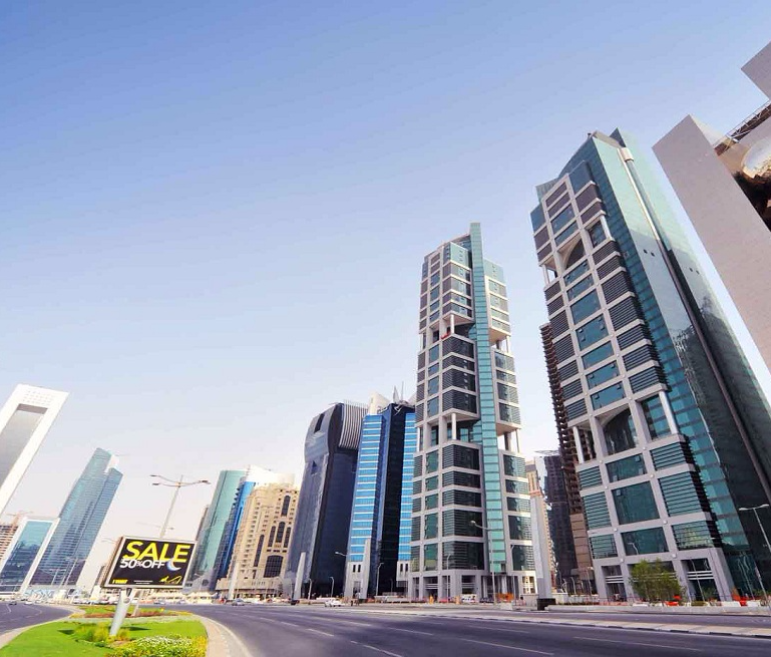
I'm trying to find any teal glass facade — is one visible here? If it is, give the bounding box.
[32,448,121,587]
[0,518,56,594]
[191,469,245,589]
[533,129,771,598]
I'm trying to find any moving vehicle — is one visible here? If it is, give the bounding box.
[231,598,247,606]
[324,599,344,607]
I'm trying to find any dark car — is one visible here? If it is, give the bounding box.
[8,600,17,606]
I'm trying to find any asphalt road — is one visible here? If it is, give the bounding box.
[188,604,771,657]
[0,603,70,633]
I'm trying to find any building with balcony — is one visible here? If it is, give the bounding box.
[531,129,771,601]
[409,223,535,601]
[215,481,298,598]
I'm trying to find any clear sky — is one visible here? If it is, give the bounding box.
[2,1,771,587]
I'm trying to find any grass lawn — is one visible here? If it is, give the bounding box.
[0,618,206,656]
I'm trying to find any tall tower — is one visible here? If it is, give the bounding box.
[0,385,68,516]
[285,401,367,598]
[343,393,417,599]
[410,223,535,601]
[189,469,245,590]
[33,448,122,587]
[531,129,771,601]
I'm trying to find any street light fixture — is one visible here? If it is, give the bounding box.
[738,504,771,604]
[375,562,384,597]
[471,520,498,604]
[151,475,210,538]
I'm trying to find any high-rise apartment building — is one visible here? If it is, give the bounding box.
[531,129,771,601]
[212,466,294,588]
[410,224,535,601]
[654,41,771,372]
[0,385,68,517]
[285,401,367,599]
[32,448,122,587]
[215,482,298,598]
[343,393,417,599]
[0,516,58,595]
[188,469,245,590]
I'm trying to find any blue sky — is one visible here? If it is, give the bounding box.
[2,1,771,585]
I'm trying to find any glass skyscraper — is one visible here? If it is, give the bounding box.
[188,469,245,590]
[410,223,535,601]
[0,516,58,595]
[285,401,367,599]
[32,448,122,588]
[531,130,771,601]
[343,394,417,598]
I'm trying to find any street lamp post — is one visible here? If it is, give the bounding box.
[151,474,211,538]
[330,576,335,598]
[738,504,771,604]
[471,521,497,604]
[375,562,384,597]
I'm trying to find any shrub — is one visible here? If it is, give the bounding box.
[109,635,206,657]
[72,623,128,645]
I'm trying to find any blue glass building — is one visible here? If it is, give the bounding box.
[190,469,245,590]
[0,517,57,594]
[32,448,122,587]
[343,397,416,598]
[532,130,771,601]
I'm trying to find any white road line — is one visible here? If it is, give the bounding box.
[459,638,553,655]
[576,636,702,652]
[391,628,434,636]
[305,627,335,637]
[350,641,404,657]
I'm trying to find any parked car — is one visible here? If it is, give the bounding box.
[324,599,344,607]
[8,600,17,606]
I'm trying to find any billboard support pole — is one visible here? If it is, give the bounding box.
[109,588,135,637]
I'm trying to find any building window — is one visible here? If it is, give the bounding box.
[427,377,440,396]
[606,454,646,482]
[621,527,668,556]
[263,555,283,578]
[426,451,439,473]
[268,527,276,547]
[275,522,285,545]
[588,221,606,247]
[503,455,525,478]
[613,482,659,525]
[511,545,535,571]
[427,397,439,418]
[565,241,586,269]
[576,316,608,349]
[591,382,625,411]
[641,395,670,439]
[602,410,637,455]
[253,535,264,567]
[590,534,618,559]
[508,516,532,541]
[429,345,440,363]
[424,513,438,539]
[586,361,619,389]
[284,527,291,548]
[425,476,439,492]
[424,544,438,571]
[281,496,291,516]
[442,509,482,537]
[425,494,438,510]
[582,342,613,368]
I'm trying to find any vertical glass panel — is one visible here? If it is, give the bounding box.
[0,406,45,486]
[621,528,668,556]
[613,482,659,524]
[641,395,671,439]
[570,291,601,324]
[582,342,614,368]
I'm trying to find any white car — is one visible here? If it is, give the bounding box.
[324,599,344,607]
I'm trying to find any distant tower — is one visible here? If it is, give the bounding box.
[32,448,122,587]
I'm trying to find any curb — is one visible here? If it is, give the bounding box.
[194,615,256,657]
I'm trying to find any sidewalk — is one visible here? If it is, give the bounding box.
[196,615,255,657]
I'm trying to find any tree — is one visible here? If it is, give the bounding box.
[629,560,684,602]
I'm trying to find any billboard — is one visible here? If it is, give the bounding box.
[105,537,196,589]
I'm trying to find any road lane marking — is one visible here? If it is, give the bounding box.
[391,628,434,636]
[576,636,702,652]
[305,627,335,637]
[459,638,553,655]
[350,641,404,657]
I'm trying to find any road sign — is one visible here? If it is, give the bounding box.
[105,536,196,589]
